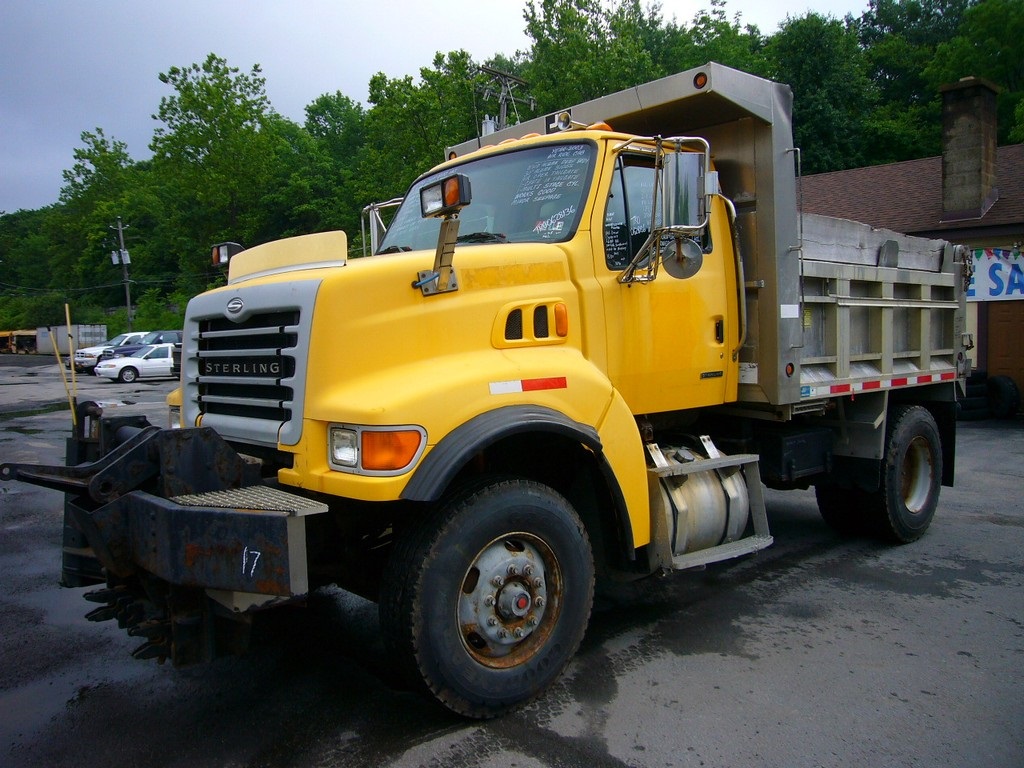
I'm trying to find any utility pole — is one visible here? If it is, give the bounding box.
[109,217,133,330]
[478,65,535,134]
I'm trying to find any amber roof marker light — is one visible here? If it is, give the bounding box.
[693,71,709,89]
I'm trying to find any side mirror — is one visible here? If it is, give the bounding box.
[662,238,705,280]
[661,151,705,229]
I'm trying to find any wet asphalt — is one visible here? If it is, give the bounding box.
[0,354,1022,767]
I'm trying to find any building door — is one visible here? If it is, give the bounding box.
[987,301,1024,391]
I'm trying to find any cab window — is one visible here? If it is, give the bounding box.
[603,155,657,270]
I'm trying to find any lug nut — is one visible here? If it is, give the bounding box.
[484,595,495,607]
[533,577,543,587]
[507,565,518,576]
[513,628,524,638]
[535,596,545,607]
[491,575,504,587]
[487,617,498,626]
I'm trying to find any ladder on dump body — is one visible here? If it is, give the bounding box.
[648,448,773,570]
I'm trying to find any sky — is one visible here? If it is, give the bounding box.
[0,0,866,214]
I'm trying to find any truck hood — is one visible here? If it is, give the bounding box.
[226,231,348,285]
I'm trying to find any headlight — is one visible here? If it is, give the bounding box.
[419,173,472,218]
[329,428,359,467]
[328,425,426,474]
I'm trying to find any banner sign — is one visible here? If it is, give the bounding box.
[967,248,1024,302]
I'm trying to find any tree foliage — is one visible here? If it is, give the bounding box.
[767,13,874,173]
[925,0,1024,144]
[3,0,1020,332]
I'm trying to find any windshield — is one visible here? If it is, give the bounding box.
[130,345,155,358]
[378,142,597,254]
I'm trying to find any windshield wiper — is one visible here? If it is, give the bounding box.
[378,245,411,254]
[456,232,508,244]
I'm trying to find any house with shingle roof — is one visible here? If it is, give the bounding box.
[801,77,1024,404]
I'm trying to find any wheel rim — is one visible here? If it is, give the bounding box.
[457,532,562,669]
[901,435,935,514]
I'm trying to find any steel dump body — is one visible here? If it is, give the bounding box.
[450,62,968,410]
[798,214,965,401]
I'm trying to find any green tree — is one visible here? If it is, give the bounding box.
[357,50,482,208]
[767,13,874,173]
[673,0,767,74]
[56,129,151,316]
[855,0,974,162]
[925,0,1024,144]
[150,53,284,292]
[522,0,664,113]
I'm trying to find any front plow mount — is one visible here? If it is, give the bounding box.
[0,401,326,664]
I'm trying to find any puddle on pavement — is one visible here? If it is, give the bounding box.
[6,426,46,435]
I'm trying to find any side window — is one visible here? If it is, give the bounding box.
[603,155,657,270]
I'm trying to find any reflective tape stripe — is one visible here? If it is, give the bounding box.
[801,369,958,399]
[489,377,567,395]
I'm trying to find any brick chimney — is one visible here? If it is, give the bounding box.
[940,76,1000,221]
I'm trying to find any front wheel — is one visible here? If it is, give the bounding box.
[117,366,138,383]
[380,478,595,718]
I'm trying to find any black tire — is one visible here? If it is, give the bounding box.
[117,366,138,383]
[987,375,1021,419]
[956,395,990,421]
[814,484,871,536]
[379,478,595,718]
[866,405,942,543]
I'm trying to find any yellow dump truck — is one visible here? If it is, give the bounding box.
[1,63,970,717]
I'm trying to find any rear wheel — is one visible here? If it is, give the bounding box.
[380,478,594,718]
[867,405,942,543]
[987,375,1020,419]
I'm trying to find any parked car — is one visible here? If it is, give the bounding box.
[94,343,178,383]
[100,330,182,361]
[73,331,148,372]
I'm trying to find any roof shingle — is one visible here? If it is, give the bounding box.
[800,145,1024,239]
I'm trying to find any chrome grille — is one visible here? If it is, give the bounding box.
[196,311,299,425]
[183,279,319,448]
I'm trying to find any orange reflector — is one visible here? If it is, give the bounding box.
[361,430,422,471]
[554,302,569,337]
[443,177,461,207]
[693,72,708,89]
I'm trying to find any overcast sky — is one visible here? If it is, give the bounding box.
[0,0,865,214]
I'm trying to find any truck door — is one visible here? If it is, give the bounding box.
[597,151,737,414]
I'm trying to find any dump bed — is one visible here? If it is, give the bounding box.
[450,62,968,409]
[797,213,966,404]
